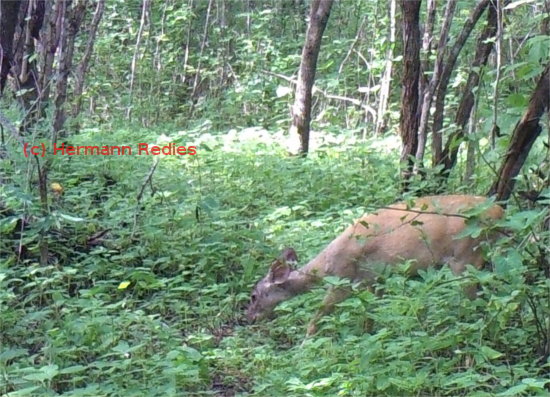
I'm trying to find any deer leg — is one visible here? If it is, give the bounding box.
[306,286,352,336]
[447,258,480,299]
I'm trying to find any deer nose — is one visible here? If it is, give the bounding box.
[246,307,257,323]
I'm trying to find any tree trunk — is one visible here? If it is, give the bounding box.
[37,0,62,118]
[0,0,21,94]
[72,0,105,118]
[542,0,550,35]
[290,0,334,155]
[127,0,151,121]
[415,0,456,171]
[181,0,194,87]
[9,0,44,116]
[190,0,213,108]
[437,0,497,174]
[53,0,86,140]
[464,106,477,184]
[418,0,436,111]
[375,0,396,136]
[398,0,422,184]
[431,0,490,165]
[490,0,504,149]
[488,63,550,201]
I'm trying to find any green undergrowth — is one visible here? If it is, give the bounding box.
[1,125,549,396]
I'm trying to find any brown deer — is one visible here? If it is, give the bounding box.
[247,195,504,335]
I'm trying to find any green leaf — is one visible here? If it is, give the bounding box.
[527,35,550,63]
[23,364,59,382]
[480,345,503,360]
[505,93,527,108]
[57,213,85,222]
[493,250,524,274]
[0,348,28,362]
[118,281,131,289]
[1,386,42,396]
[521,377,550,389]
[497,383,528,396]
[59,365,87,375]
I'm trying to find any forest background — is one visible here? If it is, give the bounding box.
[0,0,549,395]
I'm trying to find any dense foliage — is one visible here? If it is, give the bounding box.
[1,0,549,395]
[1,127,548,395]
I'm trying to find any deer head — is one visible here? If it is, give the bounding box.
[246,248,300,322]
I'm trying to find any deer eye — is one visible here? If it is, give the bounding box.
[251,293,257,302]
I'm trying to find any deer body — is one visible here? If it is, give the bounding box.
[247,195,504,335]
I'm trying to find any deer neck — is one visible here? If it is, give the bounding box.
[287,267,319,295]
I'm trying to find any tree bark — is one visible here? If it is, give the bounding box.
[415,0,456,171]
[488,63,550,201]
[8,1,46,124]
[127,0,151,121]
[290,0,334,155]
[464,105,477,184]
[181,0,194,87]
[490,0,504,149]
[542,0,550,35]
[0,0,22,94]
[431,0,490,165]
[37,0,62,117]
[438,0,497,174]
[375,0,396,136]
[398,0,422,184]
[418,0,436,109]
[53,0,86,140]
[72,0,105,117]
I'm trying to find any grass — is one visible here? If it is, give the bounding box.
[1,125,548,396]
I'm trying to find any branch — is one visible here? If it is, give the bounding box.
[132,157,160,238]
[263,70,376,117]
[136,157,159,202]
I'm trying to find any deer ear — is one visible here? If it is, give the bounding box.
[280,247,298,265]
[269,259,291,284]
